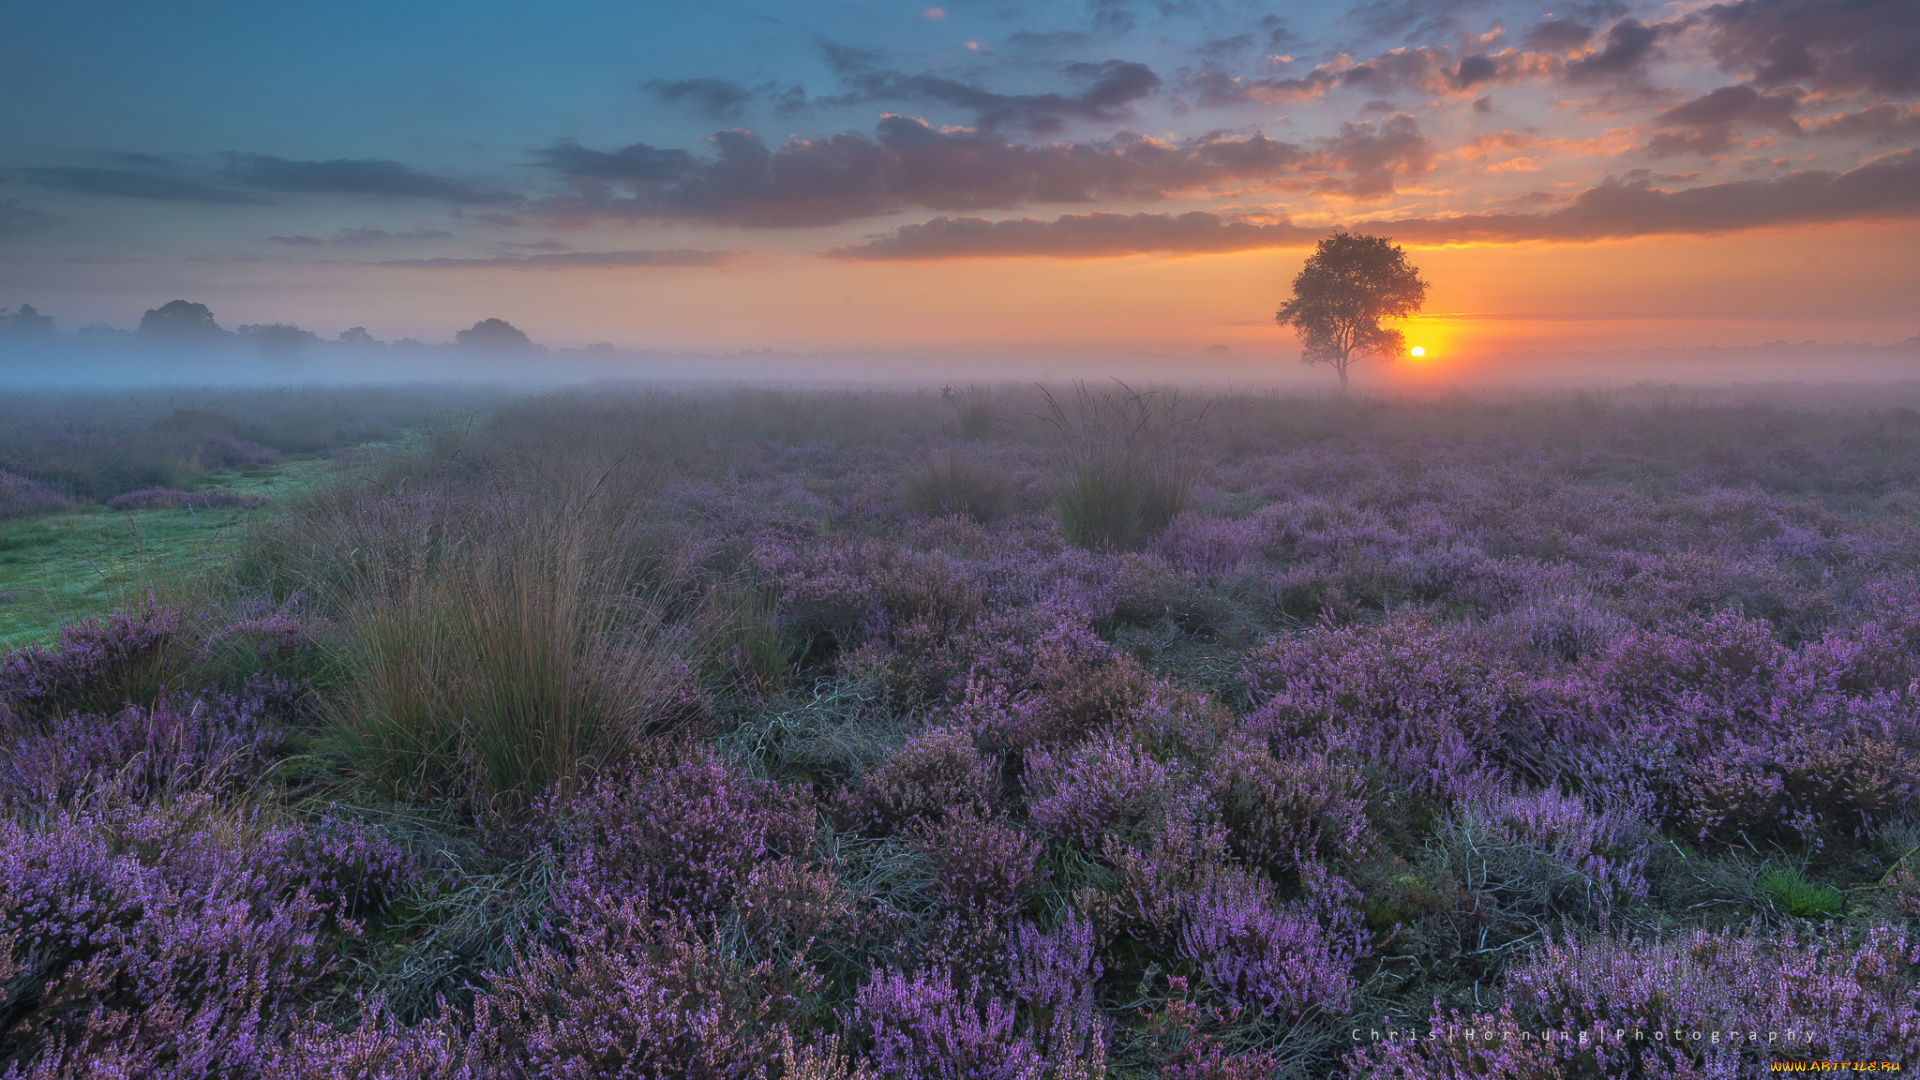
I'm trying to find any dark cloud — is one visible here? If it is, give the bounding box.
[1810,102,1920,140]
[823,46,1160,133]
[375,249,739,269]
[645,77,755,119]
[338,227,453,244]
[1647,85,1801,156]
[826,150,1920,257]
[1260,15,1290,50]
[1706,0,1920,94]
[1523,18,1593,53]
[531,111,1429,227]
[0,198,52,233]
[18,165,264,203]
[1198,33,1254,61]
[1005,29,1093,50]
[267,227,455,246]
[1191,45,1557,107]
[825,211,1320,259]
[223,155,522,205]
[1454,54,1498,89]
[1565,18,1680,81]
[1088,0,1135,35]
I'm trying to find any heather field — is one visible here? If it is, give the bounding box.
[5,382,1920,1078]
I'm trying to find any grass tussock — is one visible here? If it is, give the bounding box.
[298,464,705,804]
[1044,382,1199,551]
[900,451,1009,523]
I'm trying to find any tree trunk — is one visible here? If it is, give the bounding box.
[1337,362,1349,396]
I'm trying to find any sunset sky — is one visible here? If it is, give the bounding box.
[2,0,1916,363]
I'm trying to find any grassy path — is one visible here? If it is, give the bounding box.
[0,454,356,646]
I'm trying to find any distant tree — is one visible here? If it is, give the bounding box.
[456,317,534,350]
[237,322,318,359]
[139,300,225,339]
[0,304,56,336]
[1275,232,1428,395]
[338,326,379,346]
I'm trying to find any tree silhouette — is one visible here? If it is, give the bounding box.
[139,300,225,339]
[1275,233,1427,395]
[238,322,318,359]
[456,318,534,350]
[0,304,55,336]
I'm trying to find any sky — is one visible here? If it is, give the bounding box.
[1,0,1917,368]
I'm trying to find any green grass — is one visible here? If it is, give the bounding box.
[1758,867,1846,919]
[0,456,349,647]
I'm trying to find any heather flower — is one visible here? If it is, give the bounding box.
[0,600,190,718]
[852,967,1046,1080]
[0,805,334,1073]
[913,806,1047,919]
[1025,729,1187,851]
[563,747,816,919]
[0,691,284,807]
[471,892,821,1079]
[1207,735,1370,872]
[1451,788,1653,913]
[1177,865,1361,1017]
[844,725,999,835]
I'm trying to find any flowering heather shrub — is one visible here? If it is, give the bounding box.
[1091,815,1234,951]
[0,690,283,806]
[1672,721,1917,847]
[913,806,1047,919]
[1177,864,1362,1017]
[954,625,1169,754]
[0,470,77,518]
[1007,915,1108,1068]
[0,805,333,1074]
[0,601,190,718]
[1588,610,1785,737]
[264,998,476,1080]
[1493,589,1630,662]
[1208,735,1370,872]
[1026,729,1188,851]
[564,747,816,919]
[853,967,1047,1079]
[1461,789,1652,906]
[471,892,821,1079]
[1149,512,1265,582]
[1501,925,1920,1073]
[1241,616,1525,801]
[105,486,266,511]
[843,724,998,834]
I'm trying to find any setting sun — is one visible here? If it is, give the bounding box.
[1410,346,1426,358]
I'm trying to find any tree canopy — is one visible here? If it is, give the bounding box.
[457,318,535,351]
[1275,233,1427,394]
[138,300,225,339]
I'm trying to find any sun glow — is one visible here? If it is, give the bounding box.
[1409,345,1426,358]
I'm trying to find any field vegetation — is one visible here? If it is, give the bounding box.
[3,381,1920,1076]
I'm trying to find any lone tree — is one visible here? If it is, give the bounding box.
[139,300,226,339]
[1275,232,1427,395]
[456,317,534,351]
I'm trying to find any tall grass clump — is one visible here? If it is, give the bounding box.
[901,451,1008,523]
[1044,382,1198,551]
[942,383,998,440]
[294,462,704,804]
